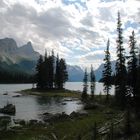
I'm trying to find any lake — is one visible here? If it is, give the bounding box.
[65,82,115,95]
[0,82,114,121]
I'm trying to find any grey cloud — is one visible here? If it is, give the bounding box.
[0,0,6,7]
[35,7,73,39]
[77,27,99,40]
[0,3,38,45]
[135,8,140,22]
[80,13,93,27]
[99,7,114,22]
[84,52,104,61]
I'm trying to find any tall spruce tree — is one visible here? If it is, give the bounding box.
[135,48,140,111]
[44,50,49,89]
[55,54,60,89]
[102,39,112,102]
[36,55,44,89]
[59,58,68,89]
[115,12,127,107]
[48,50,55,89]
[81,68,88,101]
[127,31,137,100]
[90,65,96,99]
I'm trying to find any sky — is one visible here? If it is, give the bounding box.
[0,0,140,69]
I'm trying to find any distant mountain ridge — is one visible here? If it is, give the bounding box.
[0,38,39,64]
[95,61,116,81]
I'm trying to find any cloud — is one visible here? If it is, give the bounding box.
[36,7,72,40]
[80,13,93,27]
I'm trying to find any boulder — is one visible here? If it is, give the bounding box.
[70,111,88,119]
[42,112,69,123]
[13,119,26,125]
[70,111,79,118]
[42,111,88,124]
[29,119,38,125]
[0,104,16,115]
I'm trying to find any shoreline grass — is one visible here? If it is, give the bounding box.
[19,88,82,98]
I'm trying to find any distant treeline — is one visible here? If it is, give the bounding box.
[0,70,34,83]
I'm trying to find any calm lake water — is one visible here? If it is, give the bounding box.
[0,82,114,121]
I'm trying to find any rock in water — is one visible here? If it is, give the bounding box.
[0,104,16,115]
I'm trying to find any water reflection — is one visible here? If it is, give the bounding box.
[36,96,83,115]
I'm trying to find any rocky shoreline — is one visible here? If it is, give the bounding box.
[42,111,88,124]
[0,111,89,131]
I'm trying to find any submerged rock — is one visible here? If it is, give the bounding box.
[0,104,16,115]
[3,92,8,95]
[61,102,67,105]
[12,95,21,97]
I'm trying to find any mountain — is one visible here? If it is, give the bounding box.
[0,38,39,74]
[17,41,39,61]
[67,65,84,82]
[0,38,17,53]
[95,61,116,81]
[0,38,39,64]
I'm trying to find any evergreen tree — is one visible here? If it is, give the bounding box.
[136,48,140,112]
[59,58,68,89]
[90,65,96,99]
[35,51,68,90]
[115,12,127,107]
[102,39,112,102]
[81,68,88,101]
[48,50,55,89]
[36,55,44,89]
[54,54,60,89]
[44,50,49,89]
[127,31,138,104]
